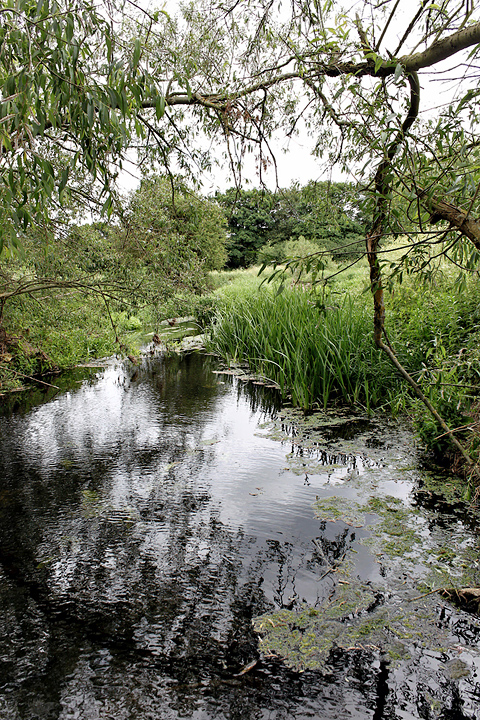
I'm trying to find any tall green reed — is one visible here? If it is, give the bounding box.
[207,286,400,411]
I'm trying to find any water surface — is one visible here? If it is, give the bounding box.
[0,353,479,719]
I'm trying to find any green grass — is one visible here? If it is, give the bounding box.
[208,265,269,298]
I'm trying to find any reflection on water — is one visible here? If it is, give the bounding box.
[0,353,479,719]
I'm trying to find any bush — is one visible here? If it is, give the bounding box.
[257,236,322,266]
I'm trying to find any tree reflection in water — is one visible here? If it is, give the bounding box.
[0,353,479,719]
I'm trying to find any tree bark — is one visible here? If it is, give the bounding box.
[365,72,474,465]
[420,192,480,248]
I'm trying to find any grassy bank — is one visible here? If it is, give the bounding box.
[0,290,145,394]
[207,287,396,410]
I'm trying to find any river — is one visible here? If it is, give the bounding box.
[0,352,479,719]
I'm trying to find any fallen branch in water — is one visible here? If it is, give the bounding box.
[409,587,480,607]
[441,587,480,606]
[0,363,60,390]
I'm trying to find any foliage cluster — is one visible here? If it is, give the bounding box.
[124,176,227,276]
[0,175,227,390]
[0,0,150,253]
[216,182,365,268]
[0,290,120,393]
[389,281,480,458]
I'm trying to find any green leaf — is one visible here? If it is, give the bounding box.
[6,75,16,96]
[107,87,120,108]
[101,194,113,216]
[59,167,69,194]
[258,262,267,276]
[16,205,30,230]
[66,13,74,42]
[42,159,54,178]
[132,39,141,68]
[156,94,166,120]
[87,100,94,127]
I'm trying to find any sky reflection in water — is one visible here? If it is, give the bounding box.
[0,353,479,719]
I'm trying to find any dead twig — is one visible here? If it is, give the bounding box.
[0,363,59,389]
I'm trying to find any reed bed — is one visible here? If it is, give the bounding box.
[207,286,400,411]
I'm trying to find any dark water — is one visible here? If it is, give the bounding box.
[0,353,479,719]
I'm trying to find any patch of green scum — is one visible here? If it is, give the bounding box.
[80,489,120,521]
[429,545,457,563]
[422,541,480,590]
[322,580,377,620]
[363,495,480,587]
[262,409,368,447]
[259,429,287,442]
[314,496,367,526]
[314,493,480,590]
[444,659,471,680]
[425,694,443,715]
[386,642,411,663]
[81,489,104,518]
[287,458,344,477]
[253,584,464,673]
[359,495,424,561]
[417,470,463,504]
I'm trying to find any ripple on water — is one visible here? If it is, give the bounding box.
[1,353,480,719]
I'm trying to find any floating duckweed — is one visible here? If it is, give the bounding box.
[253,577,464,672]
[251,405,480,677]
[253,579,472,673]
[314,496,366,526]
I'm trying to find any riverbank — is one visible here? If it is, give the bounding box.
[202,268,480,486]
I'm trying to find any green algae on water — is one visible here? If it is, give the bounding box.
[252,576,471,672]
[252,404,480,681]
[254,494,480,673]
[314,496,366,526]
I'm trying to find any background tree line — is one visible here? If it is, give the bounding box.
[216,181,366,268]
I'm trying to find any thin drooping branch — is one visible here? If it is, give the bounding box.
[0,276,139,304]
[380,342,473,465]
[376,0,401,52]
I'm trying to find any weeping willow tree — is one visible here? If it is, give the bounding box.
[158,0,479,464]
